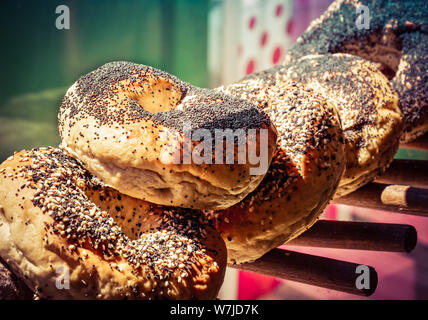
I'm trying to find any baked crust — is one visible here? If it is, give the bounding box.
[279,53,403,197]
[59,61,277,210]
[283,0,427,143]
[213,80,345,264]
[0,148,226,299]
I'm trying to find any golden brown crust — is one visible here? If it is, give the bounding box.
[58,61,277,210]
[283,0,427,143]
[213,79,345,264]
[0,148,226,299]
[278,53,403,197]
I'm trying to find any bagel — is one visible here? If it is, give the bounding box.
[58,61,277,210]
[0,147,226,299]
[283,0,428,143]
[213,80,346,264]
[279,53,403,198]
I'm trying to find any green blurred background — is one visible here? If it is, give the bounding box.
[0,0,426,162]
[0,0,209,161]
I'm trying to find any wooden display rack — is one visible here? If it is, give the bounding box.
[233,133,428,297]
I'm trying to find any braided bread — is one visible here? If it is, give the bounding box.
[213,79,345,263]
[283,0,427,143]
[279,53,402,197]
[59,61,277,210]
[0,148,226,299]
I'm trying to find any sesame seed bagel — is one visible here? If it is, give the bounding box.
[0,148,226,299]
[283,0,428,143]
[213,79,346,264]
[58,61,277,210]
[279,54,403,198]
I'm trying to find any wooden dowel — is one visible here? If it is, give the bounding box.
[333,183,428,217]
[232,248,378,296]
[375,160,428,188]
[288,220,417,252]
[400,133,428,151]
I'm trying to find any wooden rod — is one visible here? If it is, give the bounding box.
[400,133,428,151]
[288,220,417,252]
[232,248,378,296]
[375,160,428,188]
[332,183,428,217]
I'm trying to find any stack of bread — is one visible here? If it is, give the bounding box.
[0,0,426,299]
[212,0,426,264]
